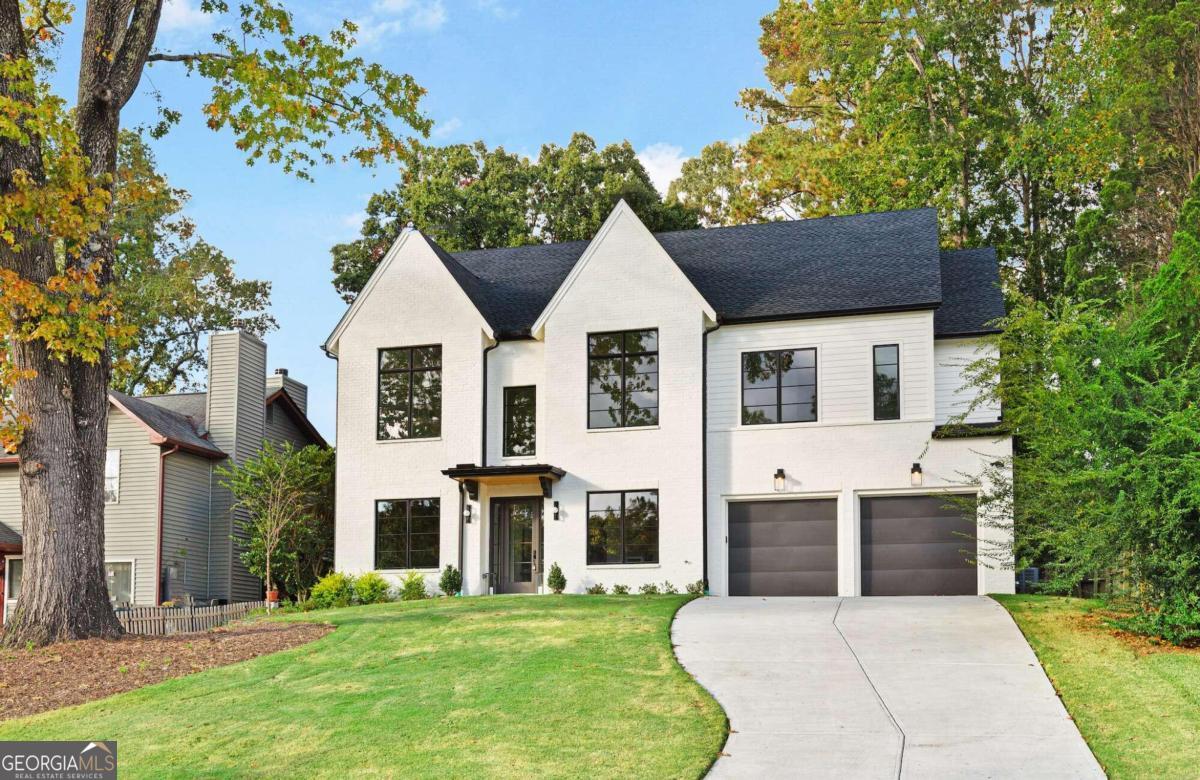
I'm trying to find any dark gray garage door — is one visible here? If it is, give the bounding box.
[728,499,838,596]
[861,495,977,596]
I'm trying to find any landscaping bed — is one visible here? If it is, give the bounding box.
[996,595,1200,778]
[0,621,331,721]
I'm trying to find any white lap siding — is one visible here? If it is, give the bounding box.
[934,337,1002,425]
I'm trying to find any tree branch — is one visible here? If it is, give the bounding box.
[145,52,230,64]
[109,0,164,109]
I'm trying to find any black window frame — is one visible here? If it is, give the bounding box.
[872,343,901,421]
[502,385,537,457]
[587,329,659,430]
[377,345,442,441]
[740,347,818,425]
[586,489,660,565]
[374,498,441,570]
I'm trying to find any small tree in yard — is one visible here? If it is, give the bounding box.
[220,443,334,603]
[547,563,566,594]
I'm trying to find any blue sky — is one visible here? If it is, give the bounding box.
[100,0,776,438]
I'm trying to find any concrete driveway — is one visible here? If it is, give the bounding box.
[673,597,1104,779]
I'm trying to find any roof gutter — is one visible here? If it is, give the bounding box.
[155,444,181,605]
[701,319,721,594]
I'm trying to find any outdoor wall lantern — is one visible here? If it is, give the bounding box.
[910,462,924,486]
[553,501,561,521]
[773,468,786,492]
[463,504,473,523]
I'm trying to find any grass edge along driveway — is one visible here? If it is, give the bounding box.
[0,595,727,779]
[995,594,1200,779]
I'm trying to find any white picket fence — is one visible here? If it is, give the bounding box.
[116,600,266,636]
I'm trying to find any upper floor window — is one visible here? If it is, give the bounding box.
[587,329,658,429]
[378,346,442,440]
[104,449,120,503]
[742,348,817,424]
[376,498,440,570]
[587,490,659,565]
[503,386,536,457]
[873,344,900,420]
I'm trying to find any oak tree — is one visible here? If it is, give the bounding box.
[0,0,428,646]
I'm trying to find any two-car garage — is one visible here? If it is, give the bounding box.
[727,495,978,597]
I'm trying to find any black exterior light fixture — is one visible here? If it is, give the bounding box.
[774,468,786,492]
[553,501,561,521]
[910,462,924,486]
[462,504,473,523]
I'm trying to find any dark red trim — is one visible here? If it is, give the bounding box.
[265,389,329,448]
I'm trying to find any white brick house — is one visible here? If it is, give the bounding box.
[325,202,1013,597]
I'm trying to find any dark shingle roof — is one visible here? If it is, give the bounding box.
[422,207,997,338]
[0,521,20,546]
[109,390,225,457]
[935,248,1006,337]
[140,392,208,431]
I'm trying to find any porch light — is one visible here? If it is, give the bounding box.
[553,501,561,521]
[463,505,473,523]
[773,468,786,492]
[910,462,924,486]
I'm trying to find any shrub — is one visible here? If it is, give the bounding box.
[310,572,355,609]
[685,580,706,595]
[439,564,463,596]
[639,583,661,595]
[584,583,607,595]
[611,584,630,595]
[399,570,429,601]
[661,581,678,594]
[547,562,567,594]
[1111,593,1200,646]
[355,571,392,605]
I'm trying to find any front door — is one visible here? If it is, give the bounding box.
[492,498,541,594]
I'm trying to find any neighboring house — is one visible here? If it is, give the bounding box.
[1,331,327,621]
[325,202,1013,598]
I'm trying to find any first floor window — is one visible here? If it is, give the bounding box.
[503,386,536,456]
[104,449,120,503]
[741,348,817,424]
[378,345,442,440]
[873,344,900,420]
[587,490,659,565]
[106,561,132,605]
[5,557,21,599]
[376,498,440,569]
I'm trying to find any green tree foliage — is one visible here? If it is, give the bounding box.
[331,132,698,301]
[220,443,335,601]
[966,177,1200,617]
[111,132,274,395]
[686,0,1197,301]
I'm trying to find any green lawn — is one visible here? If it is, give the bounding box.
[996,595,1200,779]
[0,596,726,779]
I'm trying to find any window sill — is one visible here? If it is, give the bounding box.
[377,568,440,574]
[375,437,442,444]
[499,454,537,461]
[586,425,660,434]
[586,563,661,570]
[732,417,930,432]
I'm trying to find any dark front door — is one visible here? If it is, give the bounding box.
[860,495,978,596]
[728,499,838,596]
[492,498,542,594]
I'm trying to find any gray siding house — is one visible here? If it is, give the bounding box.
[1,331,327,620]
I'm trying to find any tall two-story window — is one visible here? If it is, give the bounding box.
[741,348,817,424]
[378,346,442,440]
[587,329,658,429]
[375,498,440,569]
[503,386,536,457]
[587,490,659,565]
[873,344,900,420]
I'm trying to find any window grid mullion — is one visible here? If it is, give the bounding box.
[406,348,415,439]
[619,492,626,564]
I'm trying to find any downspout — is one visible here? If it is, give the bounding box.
[457,481,466,596]
[701,321,722,594]
[481,341,499,466]
[155,444,181,605]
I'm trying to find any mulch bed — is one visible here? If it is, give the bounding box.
[0,620,332,721]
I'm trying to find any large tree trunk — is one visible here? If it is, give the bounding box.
[1,0,161,647]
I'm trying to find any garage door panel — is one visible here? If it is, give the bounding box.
[862,568,978,597]
[728,499,837,597]
[861,495,977,597]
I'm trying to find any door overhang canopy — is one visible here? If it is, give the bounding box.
[441,463,566,498]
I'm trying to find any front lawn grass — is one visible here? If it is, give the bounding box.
[996,594,1200,779]
[0,595,726,779]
